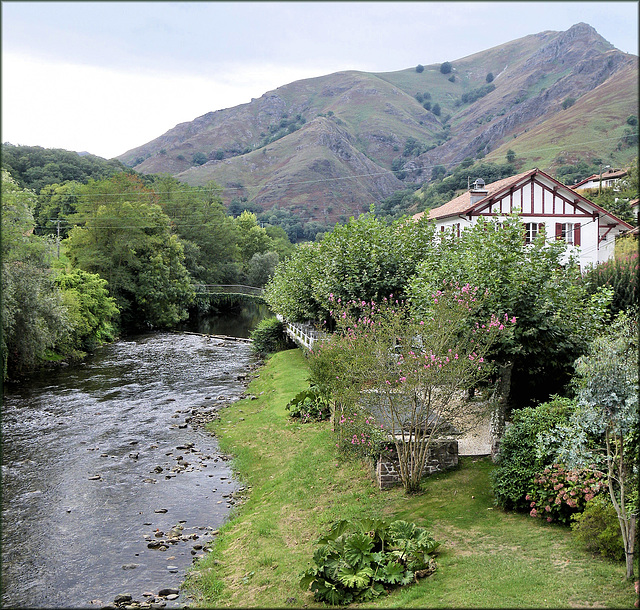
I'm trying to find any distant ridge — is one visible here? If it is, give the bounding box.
[117,23,638,225]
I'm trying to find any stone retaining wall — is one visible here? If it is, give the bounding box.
[375,439,458,489]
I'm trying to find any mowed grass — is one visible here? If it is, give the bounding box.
[184,349,636,608]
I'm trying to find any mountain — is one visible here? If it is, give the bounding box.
[117,23,638,225]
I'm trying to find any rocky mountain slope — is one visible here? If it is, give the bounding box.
[118,23,638,224]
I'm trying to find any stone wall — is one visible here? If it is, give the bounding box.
[375,439,458,489]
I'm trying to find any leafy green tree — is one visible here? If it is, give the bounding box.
[440,61,452,74]
[408,215,612,407]
[34,181,81,239]
[415,64,424,73]
[153,176,242,284]
[65,175,194,329]
[486,72,494,83]
[234,210,274,266]
[246,251,279,287]
[1,170,70,378]
[265,211,436,324]
[192,152,208,166]
[506,149,516,163]
[431,103,441,116]
[55,269,119,351]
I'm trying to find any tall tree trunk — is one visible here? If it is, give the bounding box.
[490,361,513,462]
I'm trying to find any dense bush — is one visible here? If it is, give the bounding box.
[300,518,439,605]
[285,384,331,422]
[526,464,606,525]
[583,246,638,315]
[571,496,625,560]
[491,396,575,511]
[249,317,291,354]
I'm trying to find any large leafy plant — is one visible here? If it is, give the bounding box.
[300,518,439,605]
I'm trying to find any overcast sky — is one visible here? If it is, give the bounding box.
[2,1,638,159]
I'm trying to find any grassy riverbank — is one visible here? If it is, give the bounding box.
[184,348,635,608]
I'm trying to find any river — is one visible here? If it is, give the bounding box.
[1,305,268,608]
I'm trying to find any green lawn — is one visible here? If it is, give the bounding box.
[184,349,636,608]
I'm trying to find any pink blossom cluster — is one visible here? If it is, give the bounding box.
[526,464,605,524]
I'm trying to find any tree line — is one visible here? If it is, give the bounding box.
[1,169,294,380]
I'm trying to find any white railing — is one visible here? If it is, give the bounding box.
[277,315,326,351]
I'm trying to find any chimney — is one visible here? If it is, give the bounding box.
[470,178,488,205]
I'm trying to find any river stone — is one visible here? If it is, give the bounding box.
[114,593,132,603]
[122,563,139,570]
[88,475,101,480]
[154,508,168,513]
[158,588,179,596]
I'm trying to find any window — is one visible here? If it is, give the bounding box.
[524,222,543,244]
[555,222,581,246]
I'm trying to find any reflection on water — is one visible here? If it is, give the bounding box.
[1,325,260,608]
[183,301,272,338]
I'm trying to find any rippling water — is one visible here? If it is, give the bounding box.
[1,330,258,608]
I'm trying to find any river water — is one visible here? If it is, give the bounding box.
[1,308,266,608]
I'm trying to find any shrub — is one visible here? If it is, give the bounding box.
[571,496,625,560]
[440,61,452,74]
[286,384,331,422]
[583,249,638,316]
[300,518,439,605]
[491,396,575,511]
[249,317,291,354]
[526,464,606,525]
[415,64,424,73]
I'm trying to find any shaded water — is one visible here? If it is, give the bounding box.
[1,312,263,608]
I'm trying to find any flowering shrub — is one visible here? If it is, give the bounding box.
[526,464,606,525]
[309,284,514,493]
[334,408,392,461]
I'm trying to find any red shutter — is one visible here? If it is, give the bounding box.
[574,223,581,246]
[555,222,563,240]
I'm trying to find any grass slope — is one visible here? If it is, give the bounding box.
[184,349,635,608]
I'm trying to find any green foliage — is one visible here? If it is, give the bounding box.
[486,72,495,83]
[192,152,208,166]
[152,176,242,284]
[562,97,576,110]
[526,464,606,525]
[332,408,391,462]
[249,317,291,355]
[571,496,625,561]
[491,396,576,510]
[582,246,638,315]
[64,174,194,329]
[55,269,119,350]
[300,518,438,605]
[265,211,437,324]
[506,149,516,163]
[1,143,126,193]
[415,64,424,73]
[246,251,279,287]
[458,83,496,105]
[431,103,441,116]
[440,62,452,74]
[1,170,71,378]
[285,384,331,422]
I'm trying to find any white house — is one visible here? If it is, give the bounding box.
[412,168,633,269]
[571,168,628,192]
